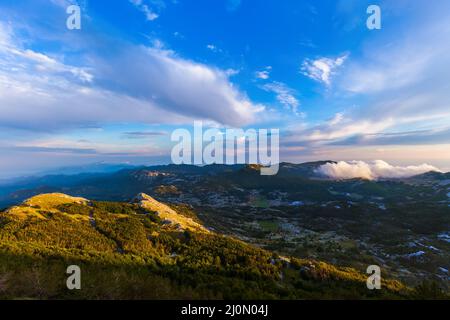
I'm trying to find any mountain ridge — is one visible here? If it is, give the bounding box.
[0,192,416,299]
[2,161,448,208]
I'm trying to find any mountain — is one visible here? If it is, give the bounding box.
[0,162,330,207]
[0,163,142,206]
[0,164,249,207]
[0,162,449,295]
[0,193,414,299]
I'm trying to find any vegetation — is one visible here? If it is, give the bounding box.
[0,193,425,300]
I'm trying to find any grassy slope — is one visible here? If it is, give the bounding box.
[0,193,419,300]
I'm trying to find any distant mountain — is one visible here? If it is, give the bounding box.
[0,172,112,208]
[1,161,449,208]
[405,171,450,182]
[0,163,141,207]
[38,162,139,176]
[1,159,449,298]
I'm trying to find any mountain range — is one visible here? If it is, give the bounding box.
[0,161,449,299]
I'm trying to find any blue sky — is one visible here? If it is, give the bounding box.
[1,0,450,178]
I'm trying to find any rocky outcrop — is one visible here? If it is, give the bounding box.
[133,193,207,233]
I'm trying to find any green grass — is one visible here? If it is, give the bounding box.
[0,193,442,300]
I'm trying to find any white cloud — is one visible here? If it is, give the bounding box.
[0,22,262,130]
[0,72,188,131]
[255,66,272,80]
[129,0,159,21]
[0,23,12,46]
[255,70,270,80]
[149,38,164,49]
[341,46,432,94]
[301,54,348,85]
[281,5,450,165]
[308,119,393,142]
[338,6,450,96]
[289,19,450,148]
[0,25,93,83]
[49,0,75,8]
[206,44,222,53]
[96,46,262,126]
[225,68,240,77]
[285,112,393,145]
[316,160,441,180]
[262,82,300,114]
[337,12,450,118]
[305,17,450,150]
[328,112,344,126]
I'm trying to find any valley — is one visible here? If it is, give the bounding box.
[0,162,449,299]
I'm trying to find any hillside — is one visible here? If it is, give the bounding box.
[0,163,449,291]
[132,193,207,233]
[0,193,417,300]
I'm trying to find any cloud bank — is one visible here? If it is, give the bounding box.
[96,46,262,127]
[316,160,441,180]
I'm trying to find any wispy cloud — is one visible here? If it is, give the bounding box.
[123,131,168,139]
[129,0,159,21]
[0,21,263,131]
[289,113,393,144]
[206,44,223,53]
[255,66,272,80]
[301,54,348,85]
[225,68,240,77]
[97,45,263,126]
[8,146,98,154]
[0,23,93,83]
[286,6,450,162]
[262,82,300,114]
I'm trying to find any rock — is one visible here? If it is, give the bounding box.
[132,193,208,233]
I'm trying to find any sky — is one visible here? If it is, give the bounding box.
[1,0,450,178]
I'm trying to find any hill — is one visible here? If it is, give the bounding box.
[0,193,416,300]
[0,163,449,293]
[132,192,207,232]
